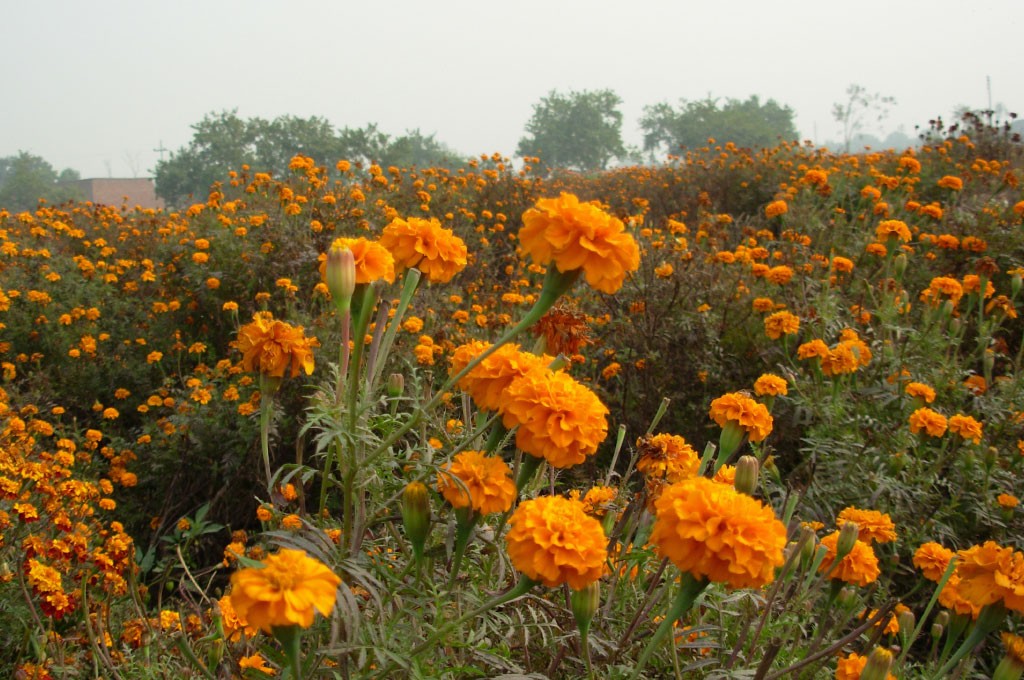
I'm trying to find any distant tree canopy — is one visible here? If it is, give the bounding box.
[154,111,465,205]
[640,95,799,156]
[517,89,626,172]
[0,152,81,212]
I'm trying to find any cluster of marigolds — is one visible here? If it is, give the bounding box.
[1,131,1024,678]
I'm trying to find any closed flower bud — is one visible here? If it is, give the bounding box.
[570,580,601,638]
[799,526,818,568]
[894,252,907,279]
[401,481,431,561]
[837,585,858,609]
[836,520,860,560]
[861,647,894,680]
[386,373,405,398]
[1012,272,1022,299]
[934,610,950,628]
[326,246,356,314]
[930,622,944,641]
[734,455,760,495]
[897,609,915,638]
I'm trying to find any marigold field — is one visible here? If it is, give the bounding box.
[3,123,1024,679]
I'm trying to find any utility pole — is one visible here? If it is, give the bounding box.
[153,140,169,162]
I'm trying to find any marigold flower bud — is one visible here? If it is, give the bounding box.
[897,609,915,638]
[386,373,405,398]
[894,252,907,279]
[734,456,760,495]
[326,246,356,314]
[861,647,894,680]
[401,481,431,561]
[836,521,860,560]
[1012,273,1022,299]
[930,622,944,641]
[570,580,601,638]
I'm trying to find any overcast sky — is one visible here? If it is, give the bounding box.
[3,0,1021,178]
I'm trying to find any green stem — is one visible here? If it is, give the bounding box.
[631,574,709,679]
[448,509,479,588]
[932,603,1006,678]
[259,388,274,490]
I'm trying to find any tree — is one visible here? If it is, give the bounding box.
[517,89,626,172]
[640,95,798,156]
[832,84,896,152]
[0,152,82,211]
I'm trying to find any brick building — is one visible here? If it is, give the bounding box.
[68,178,165,209]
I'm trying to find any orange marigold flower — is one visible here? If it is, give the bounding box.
[380,216,468,283]
[835,652,897,680]
[797,339,830,361]
[913,542,954,581]
[649,476,787,589]
[831,256,854,273]
[937,175,963,191]
[908,407,947,438]
[964,374,987,395]
[239,654,275,675]
[580,485,617,517]
[448,341,552,412]
[502,367,609,468]
[818,533,880,587]
[234,312,318,379]
[505,495,607,590]
[998,493,1019,510]
[754,374,788,397]
[764,311,800,340]
[837,507,897,544]
[905,382,936,404]
[519,193,640,294]
[636,433,700,483]
[947,414,983,444]
[709,393,773,443]
[875,219,911,243]
[752,297,775,313]
[229,548,341,632]
[318,237,395,285]
[1001,632,1024,668]
[437,450,516,515]
[764,200,788,219]
[765,265,794,285]
[954,541,1024,612]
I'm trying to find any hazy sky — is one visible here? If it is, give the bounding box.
[4,0,1021,178]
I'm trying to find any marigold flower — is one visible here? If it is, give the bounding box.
[764,311,799,340]
[998,493,1019,510]
[831,256,854,274]
[954,541,1024,612]
[709,393,773,443]
[908,407,947,438]
[754,374,788,397]
[502,367,609,468]
[239,654,275,675]
[234,312,318,379]
[764,200,788,219]
[448,341,552,412]
[963,374,987,395]
[229,548,341,632]
[835,652,897,680]
[913,542,954,581]
[437,450,516,515]
[837,507,896,544]
[318,236,395,285]
[380,216,468,283]
[765,265,794,285]
[505,495,607,590]
[904,382,936,404]
[532,305,591,356]
[519,193,640,294]
[947,414,983,444]
[797,339,830,361]
[821,345,859,377]
[649,476,786,589]
[1000,632,1024,669]
[636,433,700,483]
[818,532,880,587]
[875,219,911,243]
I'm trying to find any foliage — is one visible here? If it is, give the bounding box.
[0,152,81,211]
[832,83,897,152]
[517,89,627,172]
[640,95,798,157]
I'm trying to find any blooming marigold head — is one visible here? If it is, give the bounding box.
[649,476,786,589]
[763,311,800,340]
[904,382,936,404]
[908,407,948,438]
[754,374,788,397]
[636,433,700,483]
[437,450,516,515]
[818,532,880,587]
[875,219,911,243]
[709,393,773,443]
[448,341,552,413]
[228,549,341,632]
[502,367,609,468]
[913,542,954,582]
[837,507,897,544]
[380,216,468,283]
[234,313,318,379]
[519,193,640,294]
[947,414,983,444]
[505,495,607,590]
[764,200,788,219]
[319,236,395,285]
[953,541,1024,612]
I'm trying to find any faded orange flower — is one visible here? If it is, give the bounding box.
[380,216,468,283]
[649,476,786,589]
[229,549,341,632]
[437,450,516,515]
[505,495,607,590]
[235,312,318,379]
[519,193,640,294]
[502,367,609,468]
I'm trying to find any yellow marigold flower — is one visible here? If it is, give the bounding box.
[636,433,700,483]
[146,351,163,364]
[234,312,318,379]
[954,541,1024,612]
[649,476,786,589]
[998,493,1019,510]
[754,374,788,397]
[765,265,794,285]
[448,341,552,413]
[709,392,773,443]
[319,237,395,285]
[437,450,516,515]
[505,495,607,590]
[908,407,947,438]
[875,219,911,243]
[380,216,468,283]
[580,485,617,517]
[519,193,640,294]
[229,549,341,632]
[913,542,954,581]
[837,507,897,544]
[763,311,799,340]
[905,382,936,404]
[818,533,880,587]
[948,414,983,444]
[502,367,609,468]
[764,200,788,219]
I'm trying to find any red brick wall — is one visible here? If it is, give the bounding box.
[73,179,165,209]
